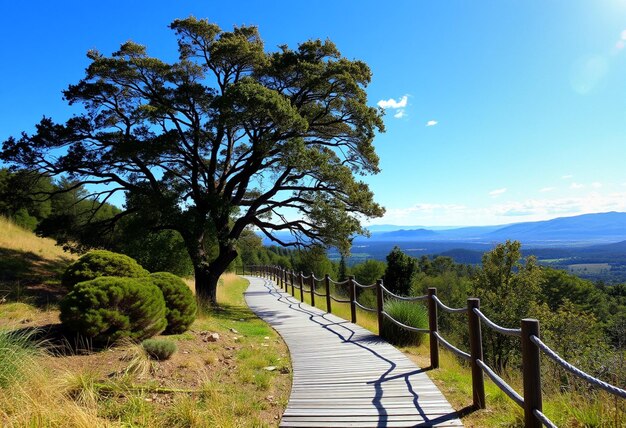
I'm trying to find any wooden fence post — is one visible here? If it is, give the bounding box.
[291,270,295,296]
[349,276,357,323]
[467,298,486,409]
[310,273,315,307]
[325,274,332,313]
[376,279,384,336]
[521,318,542,428]
[299,272,304,301]
[428,288,439,369]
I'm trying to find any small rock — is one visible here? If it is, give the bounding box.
[182,351,189,354]
[264,336,270,340]
[261,344,269,347]
[230,328,239,334]
[239,318,244,321]
[263,366,277,371]
[204,333,220,342]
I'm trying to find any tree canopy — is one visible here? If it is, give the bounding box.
[1,17,385,304]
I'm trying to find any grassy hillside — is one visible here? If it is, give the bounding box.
[0,216,76,305]
[0,219,291,427]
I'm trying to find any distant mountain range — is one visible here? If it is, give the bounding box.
[361,212,626,246]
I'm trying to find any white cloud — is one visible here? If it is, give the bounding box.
[394,109,406,119]
[426,120,438,127]
[561,174,573,180]
[540,187,556,193]
[377,95,408,109]
[489,188,507,197]
[591,182,602,188]
[368,190,626,227]
[570,182,584,189]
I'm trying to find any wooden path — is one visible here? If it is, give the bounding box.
[244,276,464,428]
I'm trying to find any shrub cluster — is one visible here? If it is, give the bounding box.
[59,277,167,344]
[62,250,149,289]
[380,300,428,346]
[141,338,177,360]
[148,272,197,334]
[59,251,197,344]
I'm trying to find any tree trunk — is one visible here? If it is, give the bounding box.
[194,264,217,306]
[193,247,238,307]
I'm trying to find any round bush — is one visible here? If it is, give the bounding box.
[62,250,149,289]
[141,338,177,360]
[380,300,428,346]
[59,277,167,344]
[148,272,197,334]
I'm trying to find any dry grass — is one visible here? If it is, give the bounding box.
[0,216,75,262]
[0,274,290,427]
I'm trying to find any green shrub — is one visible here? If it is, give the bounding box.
[380,299,428,346]
[141,338,177,360]
[59,277,166,344]
[61,250,149,289]
[148,272,197,334]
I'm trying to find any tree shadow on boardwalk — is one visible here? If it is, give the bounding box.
[247,277,472,427]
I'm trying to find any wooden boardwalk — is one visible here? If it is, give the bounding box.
[244,276,464,428]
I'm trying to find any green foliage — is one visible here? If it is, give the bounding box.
[59,277,167,343]
[471,240,542,371]
[380,300,428,346]
[149,272,197,334]
[36,177,122,252]
[141,339,177,360]
[529,300,614,393]
[338,255,349,282]
[0,328,39,387]
[0,169,53,230]
[352,259,385,286]
[384,246,418,295]
[292,246,337,278]
[540,267,609,321]
[62,250,149,289]
[117,223,194,277]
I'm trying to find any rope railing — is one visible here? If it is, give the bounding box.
[353,280,377,289]
[432,295,467,314]
[380,283,428,301]
[476,359,524,408]
[312,289,327,297]
[381,311,430,333]
[531,335,626,399]
[329,295,352,304]
[246,265,625,427]
[328,278,350,285]
[354,300,377,313]
[533,409,558,428]
[433,331,470,361]
[473,307,522,337]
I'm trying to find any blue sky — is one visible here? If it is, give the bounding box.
[2,1,626,226]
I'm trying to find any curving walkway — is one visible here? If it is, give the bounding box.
[244,275,464,428]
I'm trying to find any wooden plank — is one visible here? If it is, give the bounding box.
[244,276,464,428]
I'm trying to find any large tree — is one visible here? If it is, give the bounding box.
[1,17,385,304]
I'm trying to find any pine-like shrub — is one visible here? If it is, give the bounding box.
[61,250,149,289]
[59,277,166,344]
[380,300,428,346]
[148,272,197,334]
[141,338,177,360]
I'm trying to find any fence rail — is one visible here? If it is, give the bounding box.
[242,264,625,428]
